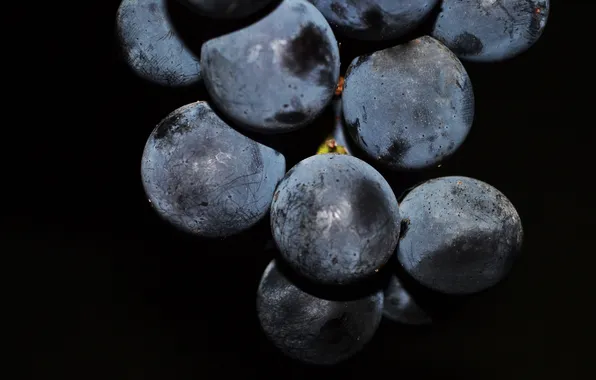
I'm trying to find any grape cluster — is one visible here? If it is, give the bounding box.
[118,0,546,366]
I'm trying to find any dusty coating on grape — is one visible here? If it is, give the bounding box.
[309,0,439,40]
[383,274,431,325]
[271,154,401,285]
[431,0,550,62]
[201,0,340,133]
[342,36,474,171]
[141,101,286,238]
[116,0,202,87]
[180,0,275,19]
[256,260,384,365]
[397,176,523,295]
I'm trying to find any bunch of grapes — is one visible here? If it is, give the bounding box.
[116,0,548,366]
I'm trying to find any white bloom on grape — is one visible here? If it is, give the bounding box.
[315,199,352,236]
[247,44,263,63]
[270,39,287,64]
[480,0,497,7]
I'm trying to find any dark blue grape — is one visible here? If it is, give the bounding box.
[257,259,384,365]
[141,101,286,238]
[397,176,523,295]
[309,0,439,40]
[115,0,202,87]
[178,0,276,19]
[270,154,400,285]
[342,36,474,171]
[200,0,340,133]
[431,0,550,62]
[383,273,431,325]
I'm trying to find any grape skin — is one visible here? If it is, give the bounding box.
[431,0,550,62]
[200,0,340,133]
[178,0,276,19]
[141,101,286,238]
[342,36,474,171]
[116,0,201,87]
[397,176,523,295]
[270,154,401,286]
[309,0,439,41]
[257,259,384,365]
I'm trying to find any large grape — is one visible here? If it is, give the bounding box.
[257,259,384,365]
[115,0,201,87]
[342,36,474,171]
[309,0,439,41]
[271,154,400,285]
[201,0,340,133]
[141,101,286,238]
[431,0,550,62]
[397,176,523,295]
[178,0,276,19]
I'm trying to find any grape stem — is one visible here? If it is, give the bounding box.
[316,76,350,155]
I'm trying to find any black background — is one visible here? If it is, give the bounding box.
[16,0,592,378]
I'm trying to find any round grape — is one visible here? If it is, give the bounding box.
[271,154,401,285]
[201,0,340,133]
[342,36,474,171]
[397,176,523,295]
[116,0,202,87]
[431,0,550,62]
[309,0,439,41]
[178,0,276,19]
[257,259,384,365]
[141,101,286,238]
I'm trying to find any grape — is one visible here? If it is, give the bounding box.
[396,176,523,295]
[115,0,202,87]
[257,259,384,365]
[383,274,431,325]
[431,0,550,62]
[200,0,340,133]
[178,0,276,19]
[342,36,474,171]
[270,154,400,286]
[141,101,286,238]
[309,0,439,41]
